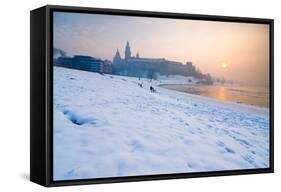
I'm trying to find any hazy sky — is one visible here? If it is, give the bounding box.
[54,12,270,86]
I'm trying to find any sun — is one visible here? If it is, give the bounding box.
[222,62,228,69]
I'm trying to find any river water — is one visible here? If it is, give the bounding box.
[159,84,269,108]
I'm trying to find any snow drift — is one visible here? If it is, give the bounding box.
[53,67,269,180]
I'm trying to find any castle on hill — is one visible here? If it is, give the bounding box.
[54,41,206,80]
[112,41,199,79]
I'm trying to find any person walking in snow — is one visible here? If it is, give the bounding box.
[150,85,156,93]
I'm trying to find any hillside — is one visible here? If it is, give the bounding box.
[53,67,269,180]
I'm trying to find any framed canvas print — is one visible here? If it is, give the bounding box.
[30,5,274,187]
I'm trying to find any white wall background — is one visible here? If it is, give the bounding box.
[0,0,279,191]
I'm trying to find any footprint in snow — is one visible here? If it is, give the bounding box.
[130,140,144,152]
[224,147,235,154]
[62,109,96,126]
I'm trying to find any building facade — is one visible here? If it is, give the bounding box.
[113,41,198,78]
[55,55,112,74]
[53,42,203,80]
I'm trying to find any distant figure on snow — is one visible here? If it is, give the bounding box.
[150,86,156,93]
[138,77,143,88]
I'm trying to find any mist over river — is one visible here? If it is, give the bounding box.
[159,83,269,108]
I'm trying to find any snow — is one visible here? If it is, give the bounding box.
[53,67,270,181]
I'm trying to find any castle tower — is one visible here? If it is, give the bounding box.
[113,49,122,65]
[125,41,131,60]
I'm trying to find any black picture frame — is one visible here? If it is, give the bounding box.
[30,5,274,187]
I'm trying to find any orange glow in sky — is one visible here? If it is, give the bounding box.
[54,12,270,87]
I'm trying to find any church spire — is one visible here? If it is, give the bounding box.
[113,48,121,65]
[125,41,131,60]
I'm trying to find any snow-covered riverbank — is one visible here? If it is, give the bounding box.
[53,67,269,180]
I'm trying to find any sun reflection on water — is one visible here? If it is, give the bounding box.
[217,87,226,100]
